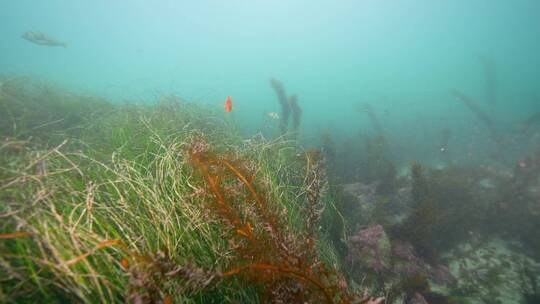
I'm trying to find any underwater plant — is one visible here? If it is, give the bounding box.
[363,135,397,195]
[390,162,484,261]
[0,98,244,303]
[321,133,338,183]
[270,78,302,136]
[347,224,392,280]
[123,250,219,303]
[187,137,368,303]
[489,149,540,256]
[0,77,112,144]
[331,137,365,183]
[519,259,540,304]
[450,89,501,145]
[347,224,456,293]
[358,103,384,139]
[444,239,540,304]
[270,78,291,135]
[289,94,303,133]
[1,79,387,303]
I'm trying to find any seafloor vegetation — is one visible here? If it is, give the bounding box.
[0,77,382,303]
[1,76,540,304]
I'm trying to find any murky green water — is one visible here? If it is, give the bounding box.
[1,1,539,303]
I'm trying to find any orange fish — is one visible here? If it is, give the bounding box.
[120,258,130,269]
[163,295,173,304]
[224,96,233,113]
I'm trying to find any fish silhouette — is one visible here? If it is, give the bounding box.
[22,31,67,48]
[224,96,233,113]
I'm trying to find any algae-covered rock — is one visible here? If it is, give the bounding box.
[434,238,540,304]
[348,224,392,275]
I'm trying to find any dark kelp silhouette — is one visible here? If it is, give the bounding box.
[270,79,303,136]
[450,89,507,164]
[358,103,384,139]
[450,90,498,141]
[270,78,291,135]
[289,94,302,133]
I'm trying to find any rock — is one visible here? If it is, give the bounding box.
[343,182,378,206]
[434,238,540,304]
[348,224,392,273]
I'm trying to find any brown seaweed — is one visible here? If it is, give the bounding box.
[270,79,303,136]
[270,78,291,134]
[187,138,363,303]
[359,103,384,138]
[490,149,540,255]
[450,89,501,144]
[289,94,302,132]
[391,163,484,261]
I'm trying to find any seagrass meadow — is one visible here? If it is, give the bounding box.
[0,78,371,303]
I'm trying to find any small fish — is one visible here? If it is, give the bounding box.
[22,31,67,48]
[163,295,173,304]
[224,96,233,113]
[267,112,279,120]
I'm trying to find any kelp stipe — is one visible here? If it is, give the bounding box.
[289,95,303,134]
[450,89,500,143]
[270,78,291,135]
[270,79,302,137]
[359,103,384,139]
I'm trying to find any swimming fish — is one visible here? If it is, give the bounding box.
[22,31,67,48]
[224,96,233,112]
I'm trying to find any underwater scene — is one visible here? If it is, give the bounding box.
[1,1,540,303]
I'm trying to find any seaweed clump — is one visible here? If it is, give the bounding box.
[270,78,303,135]
[519,260,540,304]
[0,78,375,303]
[123,250,219,303]
[391,163,484,261]
[355,134,397,196]
[450,89,502,150]
[289,94,302,133]
[188,137,368,303]
[358,103,384,139]
[489,150,540,257]
[0,77,112,145]
[355,104,397,195]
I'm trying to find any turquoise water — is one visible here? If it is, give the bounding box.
[2,2,540,302]
[2,2,539,148]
